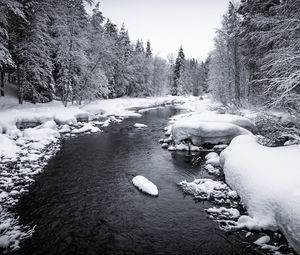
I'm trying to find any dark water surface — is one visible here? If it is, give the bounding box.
[14,107,259,255]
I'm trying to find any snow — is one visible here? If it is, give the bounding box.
[71,123,101,134]
[0,134,20,159]
[205,152,218,160]
[132,176,158,196]
[254,235,271,246]
[133,123,148,128]
[220,135,300,254]
[204,164,220,175]
[179,178,237,202]
[206,156,220,167]
[171,120,252,146]
[174,113,255,131]
[59,124,71,134]
[167,142,200,152]
[206,207,240,219]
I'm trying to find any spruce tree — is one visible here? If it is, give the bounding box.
[146,41,152,58]
[172,46,185,96]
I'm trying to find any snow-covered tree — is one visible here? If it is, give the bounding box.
[172,46,185,96]
[0,0,23,96]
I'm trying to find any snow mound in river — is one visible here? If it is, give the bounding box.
[181,113,255,131]
[133,123,148,128]
[132,176,158,196]
[220,135,300,254]
[171,120,251,146]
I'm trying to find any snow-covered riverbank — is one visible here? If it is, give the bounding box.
[164,97,300,254]
[0,96,190,252]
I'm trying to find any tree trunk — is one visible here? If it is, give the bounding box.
[234,37,241,103]
[17,64,23,104]
[0,71,4,97]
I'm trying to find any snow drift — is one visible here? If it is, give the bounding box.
[220,135,300,254]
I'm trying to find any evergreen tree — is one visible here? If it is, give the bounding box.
[0,0,23,96]
[146,40,152,58]
[172,46,185,95]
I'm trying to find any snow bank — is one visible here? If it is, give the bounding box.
[177,113,255,131]
[171,120,251,146]
[132,176,158,196]
[0,96,186,132]
[220,135,300,254]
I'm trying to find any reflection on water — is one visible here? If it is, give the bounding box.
[14,107,259,255]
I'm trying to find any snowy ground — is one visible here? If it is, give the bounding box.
[1,92,300,254]
[0,94,190,252]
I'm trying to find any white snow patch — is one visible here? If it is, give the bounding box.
[0,134,20,159]
[179,178,237,203]
[167,143,200,152]
[220,135,300,254]
[133,123,148,128]
[206,156,220,167]
[206,207,240,219]
[254,235,271,246]
[71,123,101,134]
[132,176,158,196]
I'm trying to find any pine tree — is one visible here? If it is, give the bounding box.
[172,46,185,96]
[0,0,23,96]
[52,0,90,106]
[146,40,152,58]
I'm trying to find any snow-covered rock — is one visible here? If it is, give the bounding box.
[133,123,148,128]
[205,152,218,161]
[213,144,228,150]
[206,206,240,219]
[59,124,71,134]
[168,143,200,152]
[179,178,237,201]
[171,120,251,146]
[39,120,57,130]
[206,156,220,167]
[254,235,270,246]
[132,175,158,196]
[23,127,60,143]
[204,164,220,175]
[220,135,300,254]
[71,123,101,134]
[0,134,20,159]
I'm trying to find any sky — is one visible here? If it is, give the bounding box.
[85,0,230,61]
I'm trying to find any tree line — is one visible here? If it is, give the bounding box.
[0,0,208,106]
[208,0,300,114]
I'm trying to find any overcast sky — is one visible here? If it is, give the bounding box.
[86,0,230,61]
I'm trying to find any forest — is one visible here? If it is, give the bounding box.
[0,0,207,106]
[1,0,300,116]
[208,0,300,116]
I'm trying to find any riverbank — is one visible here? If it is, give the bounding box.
[1,95,299,254]
[0,96,194,252]
[163,99,299,254]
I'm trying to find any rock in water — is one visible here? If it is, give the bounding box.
[132,175,158,196]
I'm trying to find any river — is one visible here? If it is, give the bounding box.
[14,107,260,255]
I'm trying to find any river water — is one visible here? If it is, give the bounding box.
[14,107,259,255]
